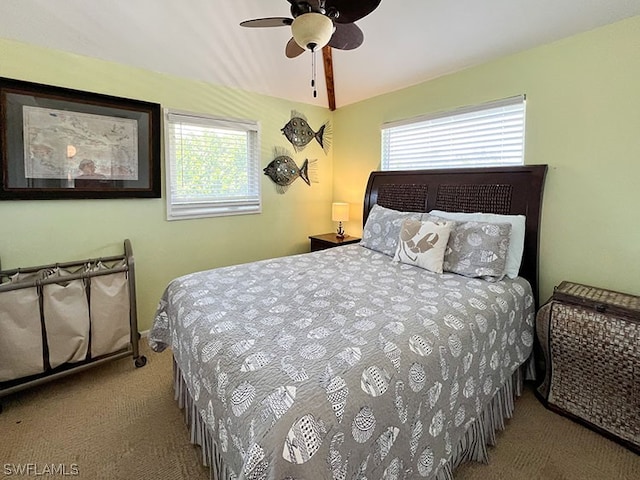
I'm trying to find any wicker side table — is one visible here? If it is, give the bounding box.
[536,281,640,453]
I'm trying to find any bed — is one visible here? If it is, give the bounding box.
[149,165,547,480]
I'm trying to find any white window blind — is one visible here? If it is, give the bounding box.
[165,110,261,220]
[381,95,526,171]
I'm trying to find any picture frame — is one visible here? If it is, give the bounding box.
[0,77,161,200]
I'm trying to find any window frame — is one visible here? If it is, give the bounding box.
[164,109,261,221]
[381,95,526,171]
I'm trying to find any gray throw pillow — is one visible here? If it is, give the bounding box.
[361,204,422,257]
[425,214,511,280]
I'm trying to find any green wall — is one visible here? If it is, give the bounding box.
[0,39,335,330]
[332,15,640,303]
[2,15,639,331]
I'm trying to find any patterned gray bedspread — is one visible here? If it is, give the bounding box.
[149,245,534,480]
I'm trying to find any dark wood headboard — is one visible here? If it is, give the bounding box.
[363,165,547,300]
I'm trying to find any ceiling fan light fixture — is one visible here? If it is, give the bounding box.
[291,13,334,51]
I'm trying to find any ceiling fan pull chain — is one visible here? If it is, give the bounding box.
[312,49,317,98]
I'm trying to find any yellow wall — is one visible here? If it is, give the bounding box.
[0,39,334,330]
[333,16,640,302]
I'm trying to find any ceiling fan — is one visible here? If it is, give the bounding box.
[240,0,381,57]
[240,0,382,108]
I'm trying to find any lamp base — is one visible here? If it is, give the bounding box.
[336,222,345,239]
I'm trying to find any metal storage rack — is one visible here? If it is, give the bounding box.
[0,239,146,411]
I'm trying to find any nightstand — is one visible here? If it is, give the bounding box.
[309,233,361,252]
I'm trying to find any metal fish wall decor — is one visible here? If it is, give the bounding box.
[263,147,318,194]
[281,110,331,154]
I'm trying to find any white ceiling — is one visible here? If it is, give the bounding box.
[1,1,639,109]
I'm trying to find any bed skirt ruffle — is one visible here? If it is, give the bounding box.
[173,359,527,480]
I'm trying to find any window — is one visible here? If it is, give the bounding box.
[165,110,261,220]
[381,95,525,171]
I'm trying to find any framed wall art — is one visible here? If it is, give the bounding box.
[0,77,161,200]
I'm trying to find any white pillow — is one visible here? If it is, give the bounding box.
[427,210,526,279]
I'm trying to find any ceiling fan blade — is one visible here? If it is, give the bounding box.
[240,17,293,28]
[326,0,381,24]
[285,37,306,58]
[328,23,364,50]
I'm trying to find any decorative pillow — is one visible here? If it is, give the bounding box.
[393,218,453,273]
[428,210,525,279]
[424,214,511,280]
[361,204,422,257]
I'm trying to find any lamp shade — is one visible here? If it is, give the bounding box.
[331,202,349,222]
[291,13,334,51]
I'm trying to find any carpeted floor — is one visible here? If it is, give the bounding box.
[1,341,638,480]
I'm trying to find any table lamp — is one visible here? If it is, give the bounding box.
[331,202,349,239]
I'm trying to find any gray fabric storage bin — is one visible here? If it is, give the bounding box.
[42,269,90,369]
[89,261,130,357]
[0,286,44,382]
